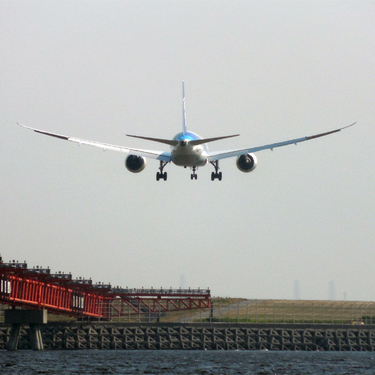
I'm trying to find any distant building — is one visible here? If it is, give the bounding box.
[329,280,336,300]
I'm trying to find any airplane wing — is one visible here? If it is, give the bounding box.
[207,123,355,162]
[17,123,172,162]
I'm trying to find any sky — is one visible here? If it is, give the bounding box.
[1,1,374,301]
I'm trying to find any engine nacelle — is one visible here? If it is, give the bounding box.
[236,153,257,173]
[125,155,146,173]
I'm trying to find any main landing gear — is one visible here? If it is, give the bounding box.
[156,161,168,181]
[210,161,222,181]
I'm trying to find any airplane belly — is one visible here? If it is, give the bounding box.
[172,146,207,167]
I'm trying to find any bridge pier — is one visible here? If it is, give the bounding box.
[7,323,21,351]
[5,309,47,351]
[29,323,44,351]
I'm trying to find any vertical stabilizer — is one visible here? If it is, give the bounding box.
[182,81,187,135]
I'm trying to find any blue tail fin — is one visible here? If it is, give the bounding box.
[182,81,187,135]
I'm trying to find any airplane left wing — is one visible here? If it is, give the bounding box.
[17,123,172,162]
[207,123,355,162]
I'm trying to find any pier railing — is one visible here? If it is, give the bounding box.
[0,259,210,320]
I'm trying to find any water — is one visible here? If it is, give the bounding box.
[1,350,375,374]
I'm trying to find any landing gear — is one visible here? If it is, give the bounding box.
[190,166,198,180]
[156,161,168,181]
[210,161,222,181]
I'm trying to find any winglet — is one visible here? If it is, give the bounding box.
[305,122,356,141]
[17,122,69,140]
[182,81,187,135]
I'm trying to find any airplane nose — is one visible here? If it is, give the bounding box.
[179,140,188,147]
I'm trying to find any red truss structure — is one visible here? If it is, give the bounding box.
[0,257,210,320]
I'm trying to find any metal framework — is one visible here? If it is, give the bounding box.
[0,257,210,320]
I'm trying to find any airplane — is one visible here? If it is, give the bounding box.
[17,82,355,181]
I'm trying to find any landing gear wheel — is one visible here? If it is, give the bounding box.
[211,172,222,181]
[156,172,167,181]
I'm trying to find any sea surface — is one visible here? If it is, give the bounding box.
[1,350,375,374]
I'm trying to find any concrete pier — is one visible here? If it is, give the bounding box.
[6,323,21,351]
[2,322,375,351]
[5,309,47,351]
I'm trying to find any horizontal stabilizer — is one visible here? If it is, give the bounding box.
[126,134,179,146]
[126,133,240,146]
[190,134,240,146]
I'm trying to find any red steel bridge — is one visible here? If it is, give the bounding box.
[0,256,210,321]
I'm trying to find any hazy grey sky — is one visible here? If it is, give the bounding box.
[1,1,374,301]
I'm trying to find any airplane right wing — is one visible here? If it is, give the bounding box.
[207,123,355,162]
[17,123,172,162]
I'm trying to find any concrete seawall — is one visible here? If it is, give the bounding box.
[1,322,375,351]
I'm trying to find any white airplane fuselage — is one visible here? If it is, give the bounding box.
[171,131,208,167]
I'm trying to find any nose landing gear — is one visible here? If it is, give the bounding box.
[191,166,198,180]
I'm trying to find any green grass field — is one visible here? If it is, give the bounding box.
[164,298,375,324]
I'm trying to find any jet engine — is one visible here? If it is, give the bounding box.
[125,155,146,173]
[236,153,257,173]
